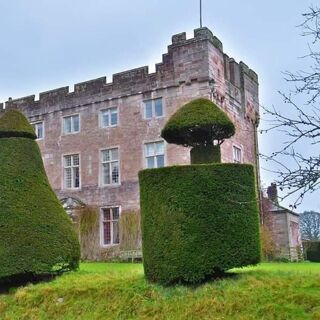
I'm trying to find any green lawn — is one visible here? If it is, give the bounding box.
[0,262,319,320]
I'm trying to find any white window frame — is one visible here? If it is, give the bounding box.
[100,206,121,247]
[32,121,44,140]
[100,107,118,128]
[63,153,81,189]
[144,140,166,169]
[144,98,164,119]
[233,145,243,163]
[100,147,120,186]
[63,114,80,135]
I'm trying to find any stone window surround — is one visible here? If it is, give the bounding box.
[62,113,80,135]
[143,97,164,119]
[62,153,81,190]
[100,206,121,248]
[31,121,44,140]
[232,144,243,163]
[99,146,121,187]
[143,140,166,169]
[99,106,119,128]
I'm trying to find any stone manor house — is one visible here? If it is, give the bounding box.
[1,27,261,260]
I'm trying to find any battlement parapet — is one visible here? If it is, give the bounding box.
[6,95,36,109]
[170,27,223,51]
[239,62,258,84]
[172,32,187,45]
[39,86,69,101]
[74,77,106,93]
[113,66,149,85]
[2,27,258,114]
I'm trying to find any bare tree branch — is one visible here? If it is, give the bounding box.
[262,6,320,206]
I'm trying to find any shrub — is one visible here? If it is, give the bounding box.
[303,241,320,262]
[139,164,261,285]
[260,224,277,261]
[161,98,235,163]
[77,206,100,261]
[120,211,142,251]
[0,110,80,283]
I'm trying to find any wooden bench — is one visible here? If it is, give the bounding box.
[119,250,143,263]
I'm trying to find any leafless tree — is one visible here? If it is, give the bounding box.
[262,6,320,207]
[300,211,320,240]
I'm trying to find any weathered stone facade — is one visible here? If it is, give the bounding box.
[1,27,260,260]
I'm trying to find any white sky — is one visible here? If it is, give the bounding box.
[0,0,317,211]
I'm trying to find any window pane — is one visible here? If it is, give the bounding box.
[103,221,111,245]
[64,155,71,167]
[101,111,109,127]
[145,143,154,156]
[74,167,80,188]
[102,150,110,162]
[113,221,119,244]
[111,162,119,184]
[110,108,118,126]
[38,124,43,138]
[103,208,111,220]
[233,146,241,163]
[154,99,163,117]
[155,141,164,155]
[110,148,118,161]
[35,123,43,139]
[145,101,153,118]
[112,207,119,220]
[72,155,79,166]
[64,117,72,133]
[65,167,72,188]
[73,116,80,132]
[103,163,110,184]
[156,155,165,168]
[147,157,154,168]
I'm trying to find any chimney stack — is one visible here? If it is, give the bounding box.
[267,183,278,204]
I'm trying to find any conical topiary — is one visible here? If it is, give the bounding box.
[161,98,235,163]
[0,109,80,283]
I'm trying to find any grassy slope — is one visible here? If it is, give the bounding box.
[0,263,319,320]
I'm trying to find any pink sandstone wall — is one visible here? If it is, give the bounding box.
[1,27,260,260]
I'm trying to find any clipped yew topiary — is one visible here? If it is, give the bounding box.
[0,110,80,284]
[161,98,235,163]
[139,164,261,285]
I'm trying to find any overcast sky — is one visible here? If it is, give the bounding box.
[0,0,317,211]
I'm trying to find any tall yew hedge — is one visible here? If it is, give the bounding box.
[139,164,261,285]
[140,97,260,285]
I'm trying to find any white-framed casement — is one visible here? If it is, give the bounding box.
[99,147,121,186]
[144,140,166,169]
[31,121,44,140]
[100,206,121,247]
[62,114,80,135]
[143,97,164,119]
[232,144,243,163]
[99,107,118,128]
[62,153,81,190]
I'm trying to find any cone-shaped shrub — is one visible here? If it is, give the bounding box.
[0,110,80,283]
[161,98,235,163]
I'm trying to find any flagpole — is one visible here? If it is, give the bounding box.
[200,0,203,28]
